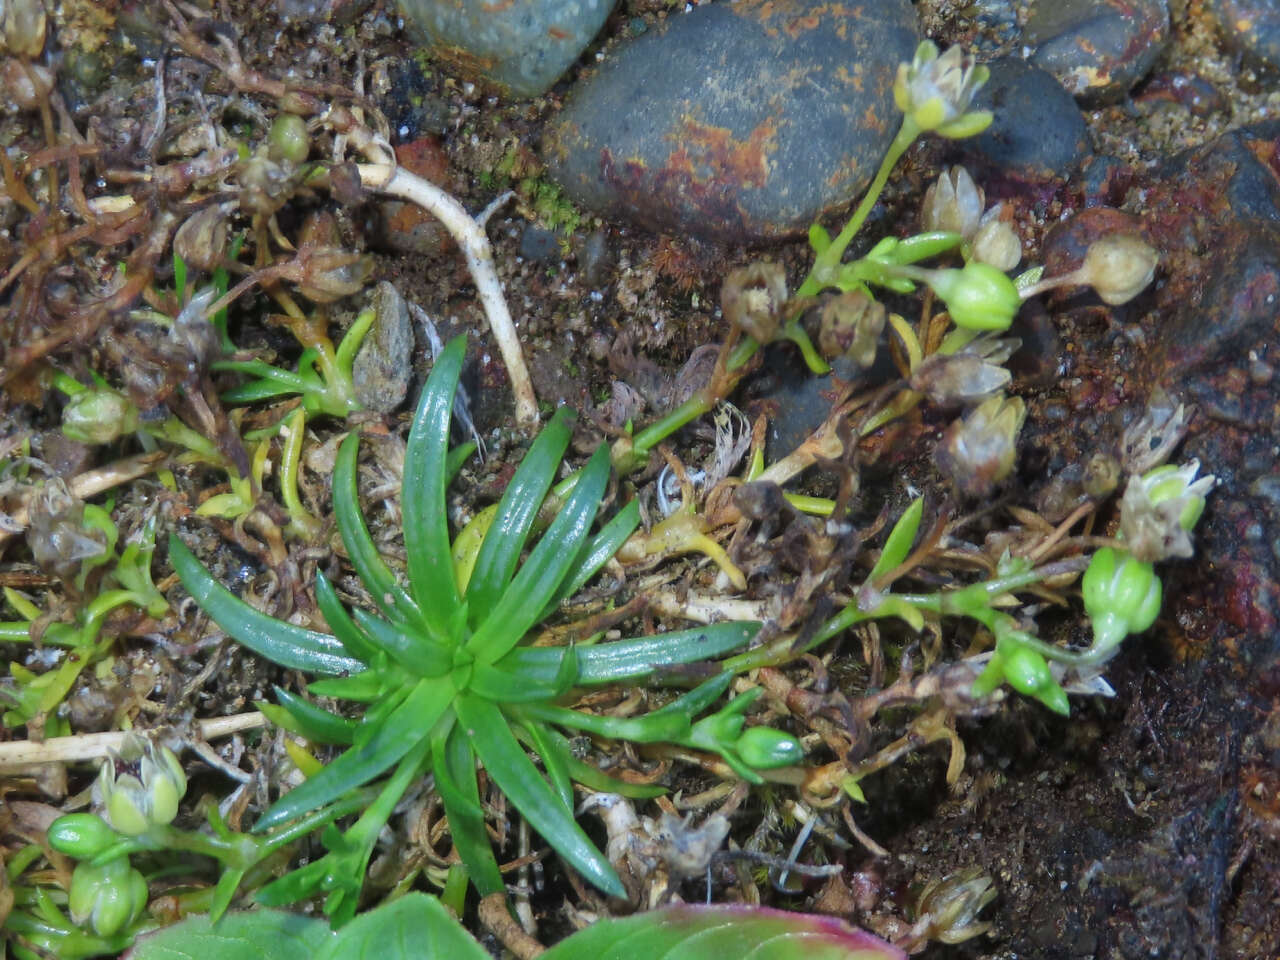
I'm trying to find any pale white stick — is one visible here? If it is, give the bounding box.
[356,162,540,428]
[0,712,265,770]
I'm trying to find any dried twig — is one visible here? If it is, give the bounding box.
[0,712,265,771]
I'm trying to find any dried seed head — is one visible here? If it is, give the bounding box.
[935,393,1026,498]
[922,166,984,237]
[970,213,1022,271]
[721,261,788,344]
[914,866,997,945]
[910,346,1013,406]
[1120,387,1189,475]
[1079,234,1158,305]
[1081,451,1121,499]
[817,289,886,367]
[1118,459,1215,562]
[173,203,231,273]
[2,0,46,58]
[27,479,107,580]
[294,246,374,304]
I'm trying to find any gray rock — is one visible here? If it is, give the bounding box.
[543,0,917,245]
[353,281,414,413]
[962,58,1092,181]
[1024,0,1170,105]
[398,0,616,99]
[1204,0,1280,70]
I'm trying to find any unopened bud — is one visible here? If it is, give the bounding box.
[267,112,311,166]
[734,726,804,770]
[48,814,121,860]
[68,857,148,937]
[1078,235,1157,305]
[922,166,983,237]
[935,393,1025,498]
[817,289,885,367]
[63,387,140,444]
[722,261,788,344]
[970,215,1021,271]
[927,261,1022,331]
[1082,547,1161,653]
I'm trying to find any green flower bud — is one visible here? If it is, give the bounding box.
[267,112,310,165]
[1082,547,1161,654]
[68,856,148,937]
[1001,645,1070,715]
[95,735,186,836]
[48,814,121,860]
[926,262,1022,331]
[62,387,140,444]
[734,726,804,770]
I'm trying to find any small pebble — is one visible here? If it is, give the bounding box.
[1204,0,1280,71]
[397,0,617,98]
[353,281,414,413]
[1023,0,1170,105]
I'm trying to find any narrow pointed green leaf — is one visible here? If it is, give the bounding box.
[308,670,396,702]
[169,535,364,676]
[456,693,624,898]
[445,442,476,486]
[543,499,641,617]
[465,407,574,626]
[530,724,666,799]
[467,445,611,665]
[432,720,504,897]
[868,498,923,583]
[469,645,578,703]
[256,676,454,831]
[333,432,430,634]
[517,721,573,812]
[314,572,379,665]
[261,686,356,745]
[351,608,452,677]
[402,335,466,633]
[208,866,245,923]
[497,621,760,687]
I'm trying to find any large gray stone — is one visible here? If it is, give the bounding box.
[543,0,918,245]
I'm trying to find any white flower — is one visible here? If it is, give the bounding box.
[894,42,993,138]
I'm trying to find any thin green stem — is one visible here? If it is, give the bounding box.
[796,117,920,300]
